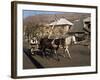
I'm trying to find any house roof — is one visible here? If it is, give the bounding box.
[49,18,73,26]
[69,18,84,32]
[83,17,91,22]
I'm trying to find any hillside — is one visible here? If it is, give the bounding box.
[23,12,90,39]
[23,12,90,26]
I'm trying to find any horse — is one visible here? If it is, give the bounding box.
[61,34,77,59]
[39,34,77,60]
[39,37,61,60]
[48,34,77,59]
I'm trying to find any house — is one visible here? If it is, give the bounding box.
[48,18,73,38]
[69,17,84,33]
[83,17,91,33]
[49,18,73,32]
[69,17,89,41]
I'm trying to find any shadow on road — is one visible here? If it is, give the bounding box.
[23,48,44,68]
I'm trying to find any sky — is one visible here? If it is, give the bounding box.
[23,10,65,18]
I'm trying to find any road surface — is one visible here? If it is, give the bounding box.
[23,45,90,69]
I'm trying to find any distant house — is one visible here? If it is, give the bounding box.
[69,17,91,43]
[83,17,91,33]
[69,17,91,33]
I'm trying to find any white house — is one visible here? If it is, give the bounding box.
[48,18,73,38]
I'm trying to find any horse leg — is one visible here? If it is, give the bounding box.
[54,49,59,61]
[42,48,46,57]
[65,47,72,59]
[31,47,35,55]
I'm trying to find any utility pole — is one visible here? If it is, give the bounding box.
[48,14,58,38]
